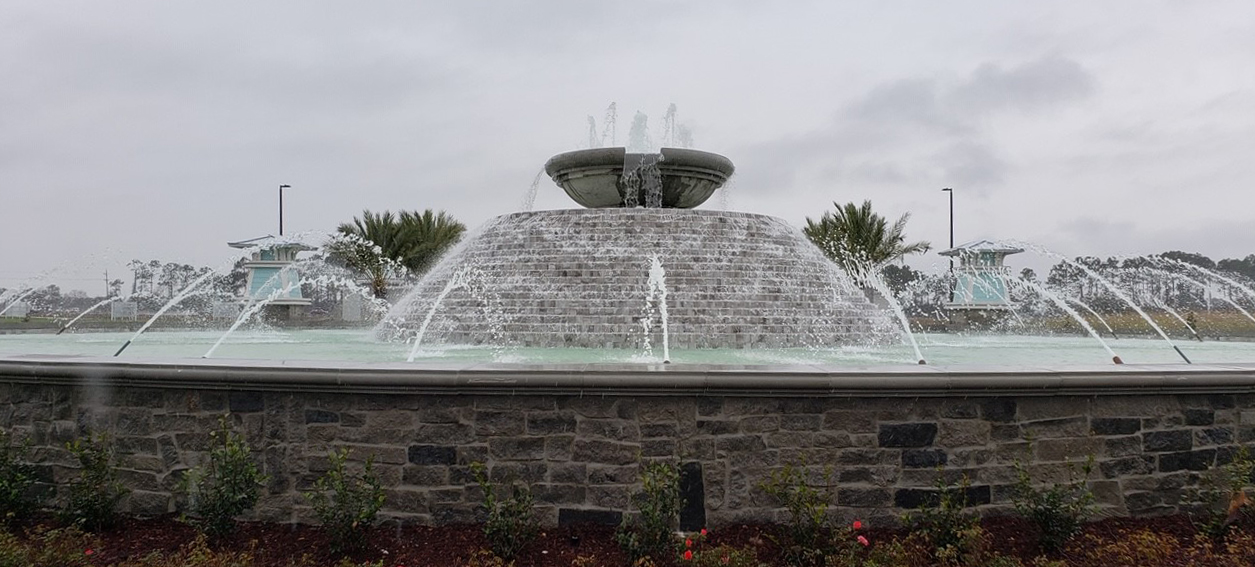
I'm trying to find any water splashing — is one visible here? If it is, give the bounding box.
[640,255,671,363]
[202,278,301,358]
[865,273,926,364]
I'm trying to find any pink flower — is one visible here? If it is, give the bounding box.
[852,520,862,530]
[857,535,869,547]
[684,549,693,560]
[85,549,94,556]
[686,538,693,548]
[700,528,708,536]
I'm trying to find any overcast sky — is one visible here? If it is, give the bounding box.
[3,1,1254,293]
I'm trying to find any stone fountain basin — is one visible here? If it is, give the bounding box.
[544,147,735,209]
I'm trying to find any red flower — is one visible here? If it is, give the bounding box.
[686,538,693,548]
[84,549,94,556]
[852,520,862,530]
[857,535,869,547]
[684,549,693,560]
[700,528,708,536]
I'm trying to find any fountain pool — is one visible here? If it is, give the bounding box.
[1,329,1251,366]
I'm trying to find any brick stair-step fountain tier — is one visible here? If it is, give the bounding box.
[386,208,895,349]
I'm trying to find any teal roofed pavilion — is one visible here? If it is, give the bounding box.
[939,240,1023,326]
[227,235,314,317]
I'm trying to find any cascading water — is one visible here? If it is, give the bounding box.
[1157,256,1255,303]
[519,168,545,212]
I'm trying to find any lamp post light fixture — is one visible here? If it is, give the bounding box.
[279,184,291,236]
[941,187,953,271]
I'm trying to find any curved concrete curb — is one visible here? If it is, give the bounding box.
[3,355,1254,398]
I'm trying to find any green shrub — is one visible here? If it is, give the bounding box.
[0,526,95,567]
[0,429,39,525]
[471,462,537,562]
[1193,446,1255,542]
[902,473,984,566]
[304,448,385,553]
[615,460,681,564]
[61,431,128,531]
[1011,454,1095,553]
[759,463,840,567]
[179,415,268,539]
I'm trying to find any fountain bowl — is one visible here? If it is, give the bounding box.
[544,147,735,209]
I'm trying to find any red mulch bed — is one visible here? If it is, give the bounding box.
[10,513,1249,566]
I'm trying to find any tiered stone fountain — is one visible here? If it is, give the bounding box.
[385,147,892,349]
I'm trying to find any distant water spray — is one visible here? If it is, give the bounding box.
[865,273,926,365]
[1014,241,1189,364]
[115,268,222,357]
[202,279,300,359]
[57,296,119,335]
[640,255,671,363]
[0,289,34,317]
[1154,257,1255,304]
[1011,279,1122,364]
[1142,267,1255,328]
[1064,297,1119,339]
[520,168,546,211]
[1154,300,1204,342]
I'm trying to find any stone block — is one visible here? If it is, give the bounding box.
[980,399,1017,423]
[823,411,877,434]
[940,401,980,419]
[304,409,338,424]
[577,419,639,441]
[546,435,575,461]
[402,465,448,486]
[1158,449,1216,472]
[740,416,780,433]
[715,435,766,453]
[641,439,676,457]
[780,414,823,431]
[488,437,546,461]
[474,410,525,436]
[1143,430,1192,453]
[697,419,738,435]
[938,420,990,447]
[228,391,264,413]
[558,508,622,526]
[1033,438,1101,462]
[587,486,631,509]
[1183,409,1215,426]
[1099,455,1155,478]
[413,423,475,445]
[588,465,637,485]
[1196,427,1233,446]
[1022,417,1087,439]
[490,462,548,484]
[527,412,577,435]
[878,423,937,448]
[1091,417,1140,436]
[550,463,587,484]
[901,449,947,469]
[639,423,678,438]
[534,483,586,505]
[408,445,456,466]
[572,439,637,465]
[838,487,890,507]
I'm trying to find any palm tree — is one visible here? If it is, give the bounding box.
[803,200,931,285]
[327,209,466,298]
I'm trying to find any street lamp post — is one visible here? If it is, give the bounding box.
[279,184,290,236]
[941,188,953,269]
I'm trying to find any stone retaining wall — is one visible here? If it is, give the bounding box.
[2,367,1251,527]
